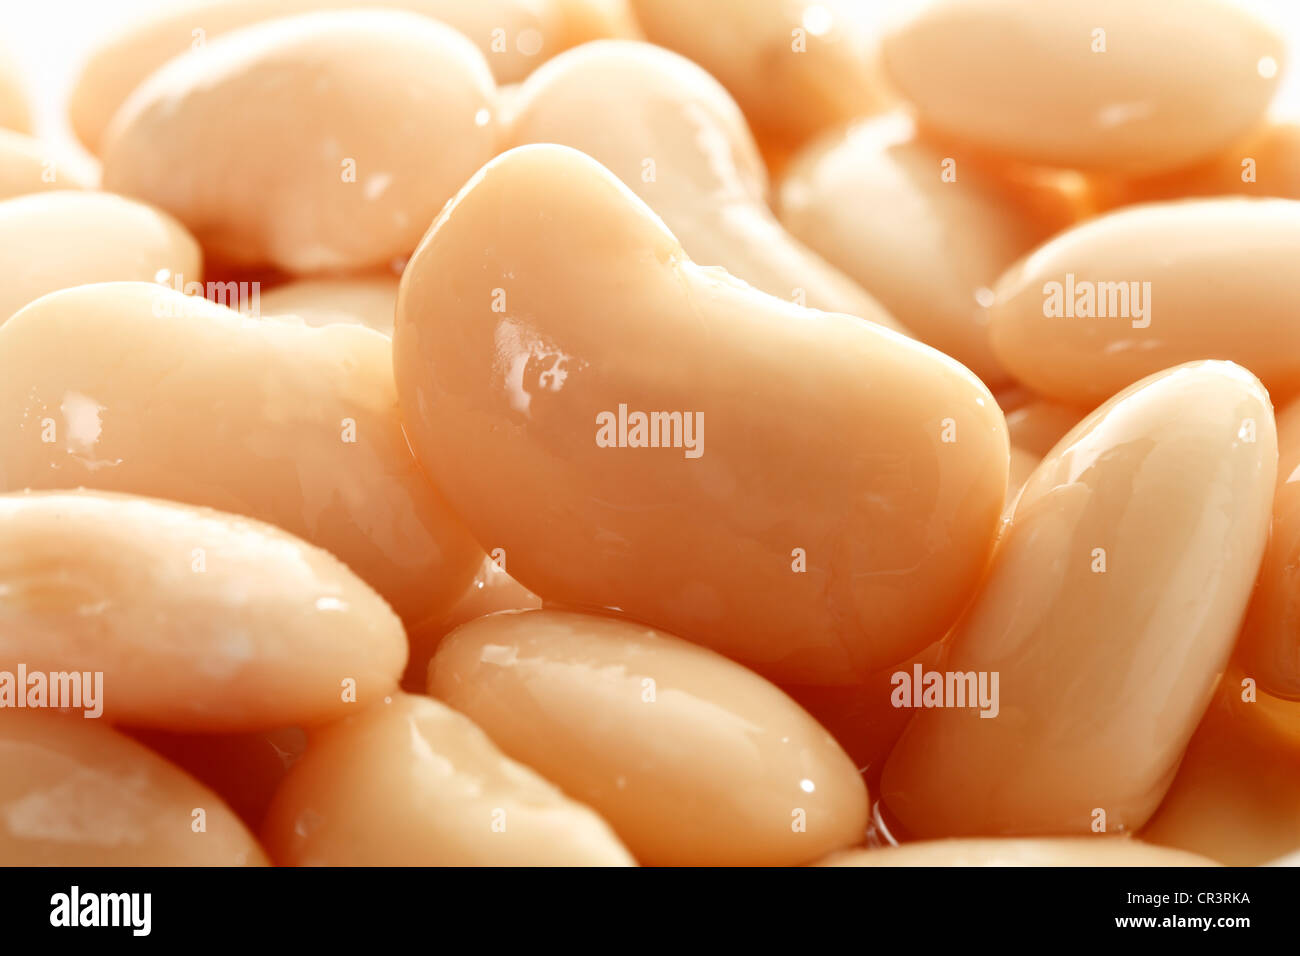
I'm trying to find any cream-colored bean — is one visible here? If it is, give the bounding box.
[394,144,1009,684]
[429,609,868,866]
[0,130,93,201]
[260,275,398,336]
[0,49,29,134]
[0,711,267,865]
[0,490,406,730]
[882,361,1276,837]
[71,0,634,153]
[990,199,1300,407]
[0,282,481,628]
[1140,673,1300,865]
[628,0,889,148]
[778,113,1075,385]
[102,10,497,274]
[819,839,1216,867]
[261,692,635,865]
[881,0,1284,174]
[508,41,901,329]
[0,191,199,323]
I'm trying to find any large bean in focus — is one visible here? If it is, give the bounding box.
[394,144,1009,684]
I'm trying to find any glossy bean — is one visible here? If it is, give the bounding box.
[394,144,1009,684]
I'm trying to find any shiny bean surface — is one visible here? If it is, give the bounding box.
[778,112,1075,385]
[261,691,636,866]
[629,0,888,147]
[102,10,497,273]
[990,199,1300,407]
[0,490,406,730]
[883,362,1275,837]
[429,609,869,866]
[0,282,481,628]
[881,0,1284,173]
[394,144,1008,684]
[402,554,541,691]
[71,0,627,153]
[0,711,267,865]
[507,40,902,329]
[0,191,199,323]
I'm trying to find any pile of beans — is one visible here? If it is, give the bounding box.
[0,0,1298,867]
